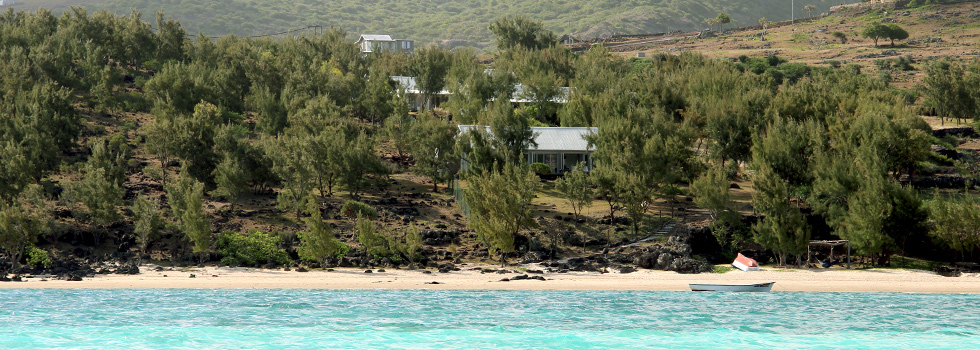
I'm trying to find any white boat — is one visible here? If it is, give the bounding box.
[689,282,775,292]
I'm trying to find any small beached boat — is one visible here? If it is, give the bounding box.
[732,253,761,272]
[689,282,775,292]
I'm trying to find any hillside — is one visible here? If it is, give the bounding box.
[607,1,980,89]
[13,0,861,48]
[2,1,980,280]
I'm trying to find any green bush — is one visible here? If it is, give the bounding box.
[779,63,810,84]
[766,54,786,67]
[26,246,52,269]
[340,200,378,219]
[529,162,552,176]
[356,215,403,262]
[216,230,291,266]
[765,66,784,84]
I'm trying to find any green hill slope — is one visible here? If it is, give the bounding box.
[14,0,861,48]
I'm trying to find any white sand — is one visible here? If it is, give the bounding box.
[2,265,979,293]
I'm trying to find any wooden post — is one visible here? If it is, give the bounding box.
[846,242,851,269]
[807,244,811,268]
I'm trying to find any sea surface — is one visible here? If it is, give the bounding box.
[1,289,977,349]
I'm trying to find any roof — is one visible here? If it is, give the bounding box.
[512,84,572,104]
[458,125,596,152]
[392,76,452,95]
[358,34,393,42]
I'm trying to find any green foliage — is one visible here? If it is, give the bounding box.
[464,162,540,265]
[0,78,80,202]
[355,214,400,261]
[216,230,291,266]
[66,150,126,228]
[832,31,848,44]
[489,15,557,51]
[409,112,459,191]
[384,113,414,160]
[588,87,696,231]
[529,162,553,176]
[212,154,249,208]
[918,59,979,126]
[555,164,594,219]
[751,163,810,266]
[861,22,889,47]
[409,46,451,110]
[456,100,537,174]
[0,187,50,269]
[165,171,211,253]
[403,223,423,263]
[927,191,980,258]
[884,23,909,47]
[298,197,349,262]
[132,194,162,261]
[716,12,731,30]
[25,245,53,269]
[691,167,742,248]
[143,101,224,184]
[340,201,379,219]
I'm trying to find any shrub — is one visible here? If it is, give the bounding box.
[765,66,784,84]
[340,200,378,219]
[748,60,769,74]
[216,230,291,266]
[766,54,786,67]
[356,215,403,262]
[894,55,916,71]
[529,162,552,176]
[779,63,810,84]
[26,246,52,269]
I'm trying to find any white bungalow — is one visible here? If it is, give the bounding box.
[392,76,452,111]
[356,34,415,54]
[392,75,572,111]
[458,125,596,175]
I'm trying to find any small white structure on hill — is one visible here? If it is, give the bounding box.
[356,34,415,54]
[458,125,596,175]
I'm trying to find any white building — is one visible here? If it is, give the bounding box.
[356,34,415,54]
[458,125,596,175]
[392,75,571,111]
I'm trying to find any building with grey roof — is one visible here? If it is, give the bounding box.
[356,34,415,54]
[458,125,596,175]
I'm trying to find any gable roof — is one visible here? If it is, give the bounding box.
[458,125,596,152]
[392,76,451,95]
[358,34,393,42]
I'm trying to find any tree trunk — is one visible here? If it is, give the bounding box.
[159,157,168,187]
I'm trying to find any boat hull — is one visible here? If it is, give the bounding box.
[689,282,775,292]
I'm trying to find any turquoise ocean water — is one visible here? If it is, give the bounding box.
[1,289,978,349]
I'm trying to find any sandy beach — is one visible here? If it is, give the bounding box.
[2,265,979,293]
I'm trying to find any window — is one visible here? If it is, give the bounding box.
[542,154,558,173]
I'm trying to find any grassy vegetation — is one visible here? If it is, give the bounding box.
[712,265,733,273]
[13,0,862,48]
[888,255,942,271]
